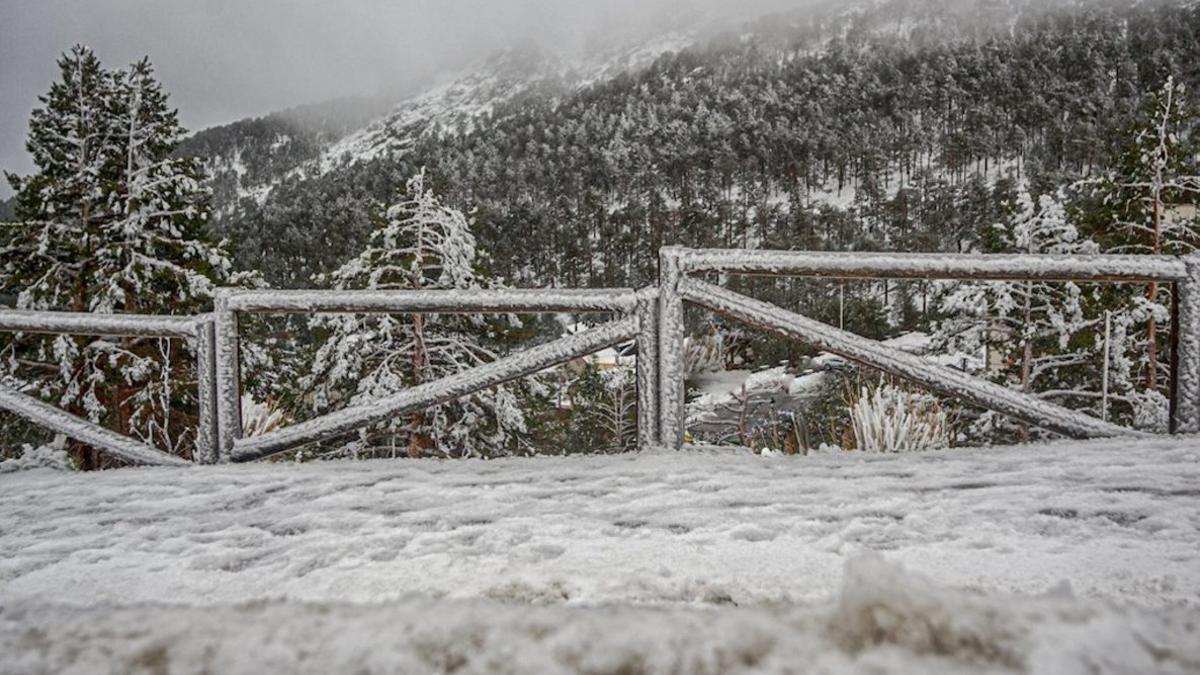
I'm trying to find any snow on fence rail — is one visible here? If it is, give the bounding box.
[0,311,215,466]
[0,310,202,338]
[223,288,642,314]
[0,386,190,466]
[672,248,1192,282]
[3,247,1198,466]
[657,246,1200,448]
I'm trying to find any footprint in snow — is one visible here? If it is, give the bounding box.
[729,525,779,542]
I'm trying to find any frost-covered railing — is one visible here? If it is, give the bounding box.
[0,310,216,466]
[657,247,1200,447]
[213,287,660,462]
[6,248,1197,467]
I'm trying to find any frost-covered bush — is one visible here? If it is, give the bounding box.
[571,364,637,453]
[1129,390,1170,433]
[240,394,290,438]
[685,329,727,375]
[849,382,950,453]
[0,436,72,473]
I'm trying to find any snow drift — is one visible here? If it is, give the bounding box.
[2,435,1199,673]
[2,553,1196,674]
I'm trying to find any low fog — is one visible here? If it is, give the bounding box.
[0,0,804,191]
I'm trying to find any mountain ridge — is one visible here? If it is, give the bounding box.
[176,0,1200,290]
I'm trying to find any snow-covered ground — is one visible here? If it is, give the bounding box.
[2,437,1199,673]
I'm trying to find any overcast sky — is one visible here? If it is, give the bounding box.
[0,0,802,195]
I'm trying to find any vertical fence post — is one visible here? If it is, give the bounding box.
[635,288,660,451]
[658,247,687,449]
[214,289,243,460]
[1101,310,1111,423]
[1172,254,1200,434]
[194,316,219,464]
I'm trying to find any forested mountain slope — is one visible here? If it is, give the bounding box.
[180,0,1200,291]
[177,90,417,218]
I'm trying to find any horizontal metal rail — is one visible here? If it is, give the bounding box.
[0,383,190,466]
[674,247,1189,282]
[0,310,201,338]
[230,316,640,462]
[680,277,1140,439]
[225,288,639,314]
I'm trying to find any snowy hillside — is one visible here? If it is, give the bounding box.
[178,0,1200,292]
[2,436,1198,672]
[185,31,700,212]
[185,0,1062,220]
[317,32,697,176]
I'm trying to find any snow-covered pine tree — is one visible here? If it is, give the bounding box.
[308,169,526,458]
[1,47,235,467]
[1092,77,1200,394]
[935,190,1100,439]
[564,363,637,453]
[3,46,116,312]
[101,58,228,312]
[99,58,238,454]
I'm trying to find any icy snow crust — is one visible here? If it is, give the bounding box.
[2,437,1199,673]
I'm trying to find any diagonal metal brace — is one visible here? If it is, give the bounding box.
[0,384,190,466]
[231,316,640,462]
[679,278,1140,440]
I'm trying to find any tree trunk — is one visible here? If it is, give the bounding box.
[407,312,432,458]
[1018,282,1034,442]
[1146,197,1162,392]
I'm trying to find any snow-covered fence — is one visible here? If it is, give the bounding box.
[213,287,657,462]
[6,246,1198,466]
[0,310,214,466]
[658,247,1200,447]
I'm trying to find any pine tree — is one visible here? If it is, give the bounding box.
[1093,77,1200,393]
[935,191,1100,439]
[307,169,526,458]
[101,58,227,312]
[1,47,235,468]
[4,46,116,312]
[564,363,637,454]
